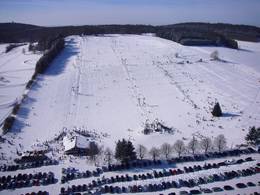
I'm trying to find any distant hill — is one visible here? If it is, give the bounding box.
[0,23,155,43]
[162,23,260,42]
[0,22,259,49]
[0,23,43,42]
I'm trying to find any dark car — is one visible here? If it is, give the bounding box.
[202,188,213,193]
[213,174,221,181]
[245,157,254,161]
[224,185,234,190]
[190,189,201,194]
[198,177,206,184]
[212,187,223,192]
[247,147,256,153]
[188,179,196,187]
[179,190,189,195]
[236,159,244,164]
[236,183,247,188]
[247,182,256,187]
[182,180,190,187]
[171,181,178,188]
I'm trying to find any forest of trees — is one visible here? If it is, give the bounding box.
[0,22,259,49]
[156,26,239,49]
[35,36,65,74]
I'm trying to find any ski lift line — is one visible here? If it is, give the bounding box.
[65,38,84,129]
[151,55,199,109]
[121,58,149,119]
[110,39,153,122]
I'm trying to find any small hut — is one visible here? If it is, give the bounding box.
[63,135,94,156]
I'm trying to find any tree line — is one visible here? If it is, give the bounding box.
[98,134,228,165]
[1,22,260,49]
[1,37,65,134]
[34,36,64,74]
[83,124,260,165]
[156,26,238,49]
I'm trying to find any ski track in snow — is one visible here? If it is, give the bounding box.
[1,35,260,157]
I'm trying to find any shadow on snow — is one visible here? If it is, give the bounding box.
[44,39,79,76]
[221,112,240,117]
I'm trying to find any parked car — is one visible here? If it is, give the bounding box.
[236,183,247,188]
[190,189,201,194]
[224,185,234,190]
[245,157,254,161]
[212,187,223,192]
[236,159,244,164]
[247,182,256,187]
[201,188,212,193]
[179,190,189,195]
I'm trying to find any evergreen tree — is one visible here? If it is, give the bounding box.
[126,140,137,161]
[115,139,136,163]
[245,126,260,145]
[212,102,222,117]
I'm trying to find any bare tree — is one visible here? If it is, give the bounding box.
[173,140,185,157]
[149,147,160,162]
[210,50,219,61]
[200,137,212,154]
[160,143,172,159]
[214,134,227,152]
[136,144,147,160]
[104,147,113,166]
[188,136,199,155]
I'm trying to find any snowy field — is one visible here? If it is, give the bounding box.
[0,34,259,194]
[2,34,260,154]
[0,44,40,128]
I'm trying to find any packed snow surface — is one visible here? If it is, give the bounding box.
[1,34,260,155]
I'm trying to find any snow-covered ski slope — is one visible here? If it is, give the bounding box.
[3,34,260,154]
[0,44,40,127]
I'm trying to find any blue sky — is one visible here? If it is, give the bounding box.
[0,0,259,26]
